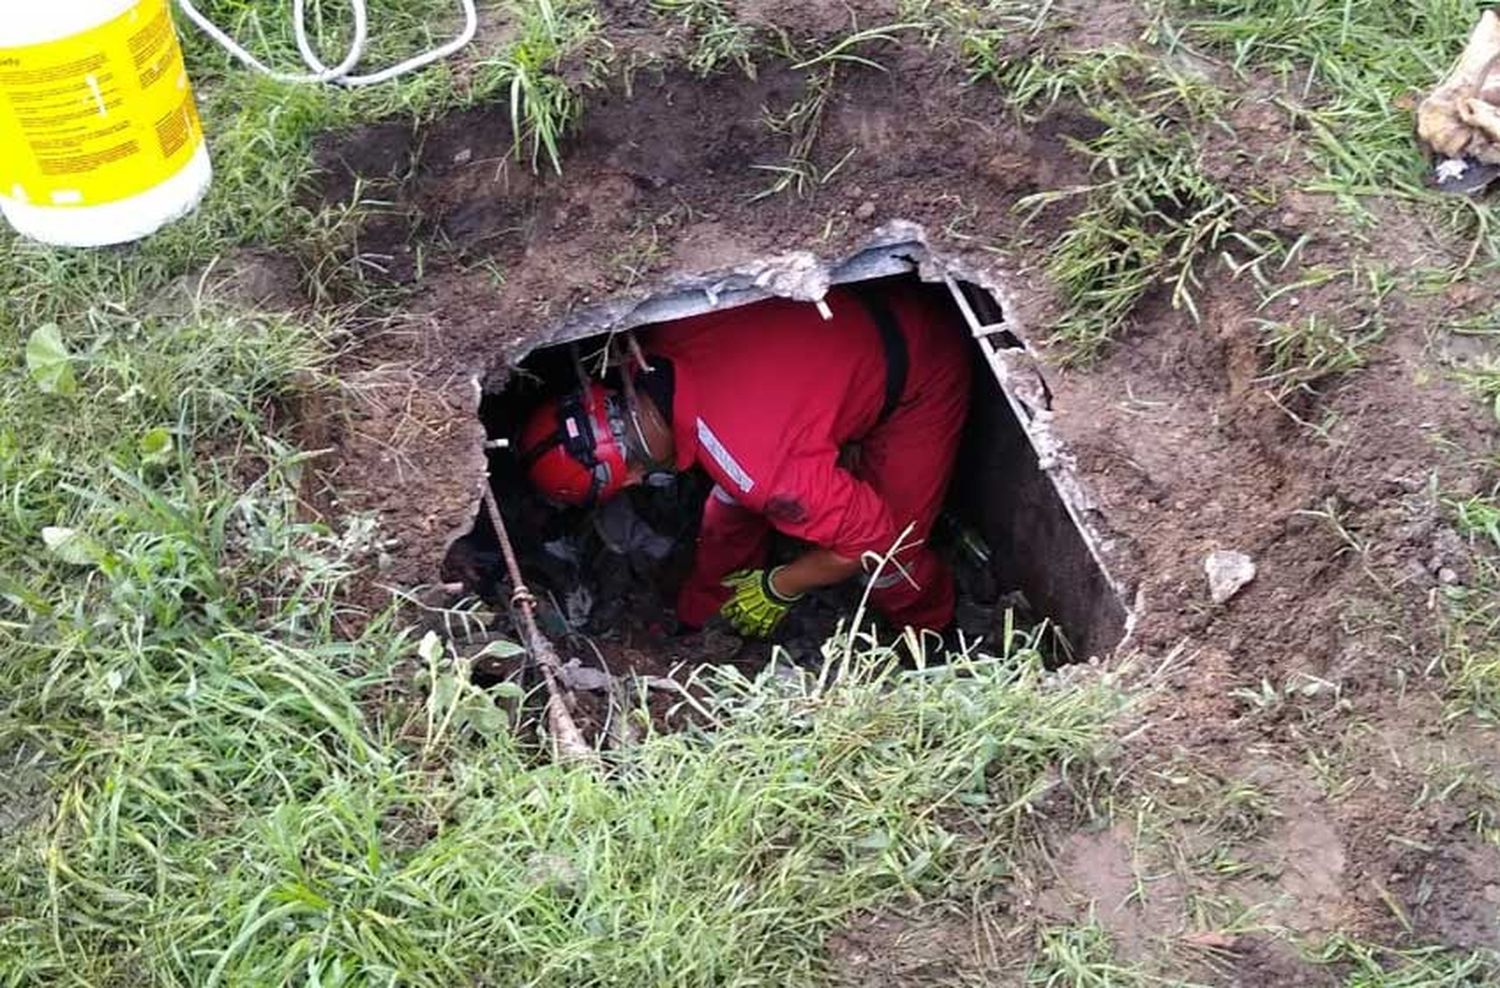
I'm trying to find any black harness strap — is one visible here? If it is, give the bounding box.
[856,292,910,425]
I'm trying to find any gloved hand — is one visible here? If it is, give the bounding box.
[720,567,802,638]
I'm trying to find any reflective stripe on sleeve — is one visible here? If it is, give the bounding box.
[696,417,755,494]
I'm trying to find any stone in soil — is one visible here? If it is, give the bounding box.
[1204,549,1256,604]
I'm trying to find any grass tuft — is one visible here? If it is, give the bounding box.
[653,0,759,78]
[2,592,1126,982]
[1170,0,1480,199]
[1439,492,1500,720]
[1310,934,1500,986]
[475,0,605,174]
[1027,919,1174,987]
[1254,311,1385,401]
[996,52,1242,361]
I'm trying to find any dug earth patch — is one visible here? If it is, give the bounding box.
[266,19,1500,978]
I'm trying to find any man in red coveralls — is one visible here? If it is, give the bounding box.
[517,280,971,638]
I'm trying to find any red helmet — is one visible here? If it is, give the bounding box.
[517,381,630,507]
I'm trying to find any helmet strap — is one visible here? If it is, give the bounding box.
[615,367,667,472]
[629,405,655,462]
[625,393,674,473]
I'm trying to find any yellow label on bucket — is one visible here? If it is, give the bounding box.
[0,0,204,209]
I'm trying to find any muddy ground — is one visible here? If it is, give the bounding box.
[221,0,1500,981]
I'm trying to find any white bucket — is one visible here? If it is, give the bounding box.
[0,1,212,247]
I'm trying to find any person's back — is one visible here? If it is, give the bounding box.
[640,287,892,473]
[644,281,972,633]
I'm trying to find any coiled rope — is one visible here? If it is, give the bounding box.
[175,0,477,86]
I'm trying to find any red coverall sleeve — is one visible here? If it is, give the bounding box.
[758,448,900,560]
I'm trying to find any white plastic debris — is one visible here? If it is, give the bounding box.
[557,660,615,692]
[564,586,594,627]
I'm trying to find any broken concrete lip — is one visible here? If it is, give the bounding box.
[504,220,936,358]
[1204,550,1257,604]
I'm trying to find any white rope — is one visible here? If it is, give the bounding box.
[175,0,478,87]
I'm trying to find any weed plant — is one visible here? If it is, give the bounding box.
[653,0,759,78]
[994,51,1241,361]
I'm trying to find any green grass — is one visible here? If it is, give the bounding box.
[1310,935,1500,986]
[989,51,1246,361]
[653,0,760,78]
[898,0,1070,74]
[1254,310,1385,401]
[477,0,605,173]
[1416,756,1500,847]
[748,21,927,201]
[1454,359,1500,422]
[1439,492,1500,720]
[1168,0,1481,200]
[176,0,480,77]
[1242,263,1393,414]
[910,6,1286,362]
[1026,920,1182,987]
[946,1,1500,360]
[2,540,1125,984]
[1166,0,1500,267]
[1129,757,1280,911]
[9,0,1500,982]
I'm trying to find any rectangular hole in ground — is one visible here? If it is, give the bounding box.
[445,272,1127,667]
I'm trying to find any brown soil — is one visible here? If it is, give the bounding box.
[244,0,1500,979]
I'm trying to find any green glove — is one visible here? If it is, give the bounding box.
[720,567,803,637]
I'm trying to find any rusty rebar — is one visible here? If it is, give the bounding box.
[480,481,598,767]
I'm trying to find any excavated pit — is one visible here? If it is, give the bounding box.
[442,245,1132,666]
[295,34,1500,953]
